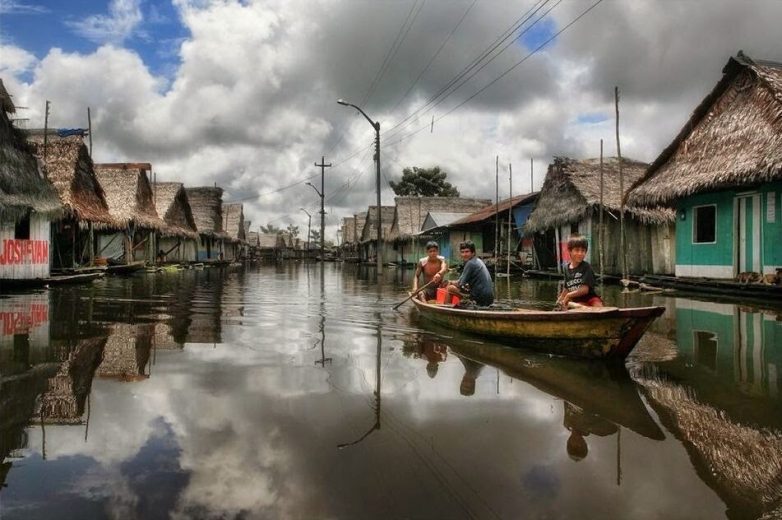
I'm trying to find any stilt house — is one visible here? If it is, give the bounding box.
[525,157,675,275]
[94,163,166,265]
[0,82,62,282]
[627,51,782,279]
[359,206,395,264]
[221,203,245,261]
[185,187,229,262]
[388,196,491,265]
[152,182,199,263]
[27,132,115,270]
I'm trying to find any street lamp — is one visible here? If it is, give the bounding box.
[337,98,382,273]
[305,181,325,261]
[300,208,311,258]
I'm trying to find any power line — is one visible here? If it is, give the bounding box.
[382,0,553,141]
[390,0,477,113]
[362,0,425,109]
[385,0,605,150]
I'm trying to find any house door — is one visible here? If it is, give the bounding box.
[736,194,762,273]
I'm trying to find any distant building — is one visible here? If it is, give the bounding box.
[222,203,246,261]
[153,182,199,263]
[94,163,167,265]
[186,187,230,262]
[359,206,395,264]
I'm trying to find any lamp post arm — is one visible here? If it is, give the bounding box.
[344,102,378,130]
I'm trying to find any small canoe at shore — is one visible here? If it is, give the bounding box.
[410,298,664,359]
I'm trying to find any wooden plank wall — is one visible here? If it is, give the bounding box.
[0,215,51,280]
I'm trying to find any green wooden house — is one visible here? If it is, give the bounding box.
[628,52,782,279]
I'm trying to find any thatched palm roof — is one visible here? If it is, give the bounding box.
[94,163,165,231]
[258,233,282,249]
[360,206,396,243]
[341,216,356,245]
[390,196,491,240]
[0,92,62,220]
[185,187,229,239]
[628,52,782,206]
[525,157,674,233]
[222,203,245,242]
[27,134,113,224]
[354,212,366,243]
[451,193,539,226]
[153,182,198,239]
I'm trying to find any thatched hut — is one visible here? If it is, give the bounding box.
[0,82,61,281]
[93,163,166,265]
[627,51,782,279]
[340,212,366,263]
[246,230,260,259]
[185,187,229,262]
[388,196,491,265]
[433,194,538,266]
[258,232,284,261]
[27,132,115,270]
[525,157,675,275]
[359,205,396,264]
[221,202,245,261]
[153,182,199,263]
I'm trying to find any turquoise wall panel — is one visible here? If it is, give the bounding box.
[676,191,735,267]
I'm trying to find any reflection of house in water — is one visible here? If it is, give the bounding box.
[674,299,781,400]
[37,336,106,424]
[184,269,225,345]
[0,293,58,488]
[635,369,782,519]
[0,292,52,376]
[96,324,153,381]
[153,322,183,350]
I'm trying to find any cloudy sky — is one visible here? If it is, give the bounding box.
[1,0,780,240]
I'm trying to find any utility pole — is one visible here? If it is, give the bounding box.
[43,100,50,163]
[314,156,331,261]
[374,126,382,273]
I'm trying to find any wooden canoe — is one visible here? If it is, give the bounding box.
[411,298,665,359]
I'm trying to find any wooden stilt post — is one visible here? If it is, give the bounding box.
[615,86,627,281]
[599,139,604,278]
[507,163,512,277]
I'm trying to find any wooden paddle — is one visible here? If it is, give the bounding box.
[393,279,437,310]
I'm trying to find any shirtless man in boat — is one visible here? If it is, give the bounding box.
[413,241,448,301]
[557,235,603,308]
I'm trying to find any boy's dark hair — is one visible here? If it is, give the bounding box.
[567,235,589,251]
[458,241,476,253]
[425,241,439,250]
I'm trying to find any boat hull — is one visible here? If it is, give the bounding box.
[411,299,664,359]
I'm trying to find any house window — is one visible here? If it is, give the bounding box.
[15,212,31,240]
[693,205,716,243]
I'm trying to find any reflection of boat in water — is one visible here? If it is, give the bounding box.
[442,336,665,440]
[411,298,665,359]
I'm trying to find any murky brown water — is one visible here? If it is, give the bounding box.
[1,263,780,519]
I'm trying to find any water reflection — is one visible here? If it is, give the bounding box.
[0,268,780,519]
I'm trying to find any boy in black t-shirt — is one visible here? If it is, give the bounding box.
[557,235,603,308]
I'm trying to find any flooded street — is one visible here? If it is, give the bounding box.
[1,264,781,519]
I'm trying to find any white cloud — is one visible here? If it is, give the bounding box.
[0,1,49,14]
[66,0,143,45]
[3,0,781,239]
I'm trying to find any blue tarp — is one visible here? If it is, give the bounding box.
[56,128,88,137]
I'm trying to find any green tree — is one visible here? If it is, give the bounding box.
[286,224,300,239]
[260,223,282,234]
[389,166,460,197]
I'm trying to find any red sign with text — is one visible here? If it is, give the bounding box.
[0,239,49,265]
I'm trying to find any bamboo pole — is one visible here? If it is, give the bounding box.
[615,86,627,280]
[507,163,512,277]
[494,155,499,290]
[597,139,605,278]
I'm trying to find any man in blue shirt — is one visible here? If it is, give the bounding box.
[446,241,494,307]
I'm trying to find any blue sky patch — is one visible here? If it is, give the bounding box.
[576,112,610,125]
[1,1,188,78]
[519,17,557,51]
